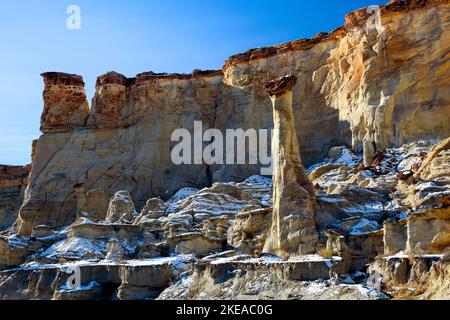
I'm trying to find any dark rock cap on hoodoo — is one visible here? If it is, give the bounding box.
[265,75,297,96]
[40,72,85,86]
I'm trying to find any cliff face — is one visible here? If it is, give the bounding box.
[0,0,449,300]
[16,0,450,232]
[0,166,30,231]
[222,0,450,154]
[18,72,223,233]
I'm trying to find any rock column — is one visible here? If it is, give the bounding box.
[40,72,89,133]
[17,73,89,236]
[263,75,318,257]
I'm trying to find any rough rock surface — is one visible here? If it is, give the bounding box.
[0,0,449,300]
[1,136,449,299]
[158,254,387,300]
[40,72,89,133]
[384,137,450,256]
[0,165,30,231]
[263,75,318,257]
[17,71,223,233]
[227,208,271,255]
[13,0,450,235]
[368,256,450,299]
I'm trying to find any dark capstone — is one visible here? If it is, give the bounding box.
[265,75,297,96]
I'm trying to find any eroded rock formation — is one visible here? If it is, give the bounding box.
[13,0,450,237]
[0,0,449,300]
[17,71,223,234]
[263,75,318,257]
[40,72,89,133]
[0,165,30,231]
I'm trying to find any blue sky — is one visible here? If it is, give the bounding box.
[0,0,386,165]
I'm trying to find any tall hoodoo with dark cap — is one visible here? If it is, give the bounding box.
[263,75,318,257]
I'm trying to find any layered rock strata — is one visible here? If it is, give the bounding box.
[0,0,449,300]
[17,71,223,234]
[14,0,450,235]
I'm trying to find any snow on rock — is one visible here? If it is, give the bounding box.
[415,182,441,192]
[317,197,348,203]
[210,254,342,265]
[119,238,143,256]
[305,280,328,295]
[356,285,390,299]
[58,281,100,293]
[125,254,196,274]
[41,237,108,260]
[6,234,32,248]
[393,139,437,172]
[168,192,249,217]
[308,146,361,174]
[288,254,343,263]
[167,187,199,205]
[397,155,422,172]
[166,187,200,213]
[333,148,361,166]
[244,175,272,186]
[343,201,385,214]
[349,219,381,236]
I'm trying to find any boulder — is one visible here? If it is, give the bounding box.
[169,233,224,256]
[227,208,271,255]
[106,191,137,223]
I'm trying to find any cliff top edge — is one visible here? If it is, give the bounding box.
[41,0,446,86]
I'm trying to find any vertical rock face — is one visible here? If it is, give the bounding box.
[88,72,129,128]
[17,71,224,234]
[222,0,450,156]
[76,187,108,222]
[40,72,89,133]
[263,75,318,257]
[0,166,30,231]
[14,0,450,235]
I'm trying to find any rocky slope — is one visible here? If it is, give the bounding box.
[1,136,448,299]
[0,0,449,300]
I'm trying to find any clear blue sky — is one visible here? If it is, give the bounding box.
[0,0,386,165]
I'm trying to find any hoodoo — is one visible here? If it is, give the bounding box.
[263,75,318,257]
[0,0,449,300]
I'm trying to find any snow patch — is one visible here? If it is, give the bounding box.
[167,188,199,205]
[244,175,273,186]
[349,219,381,236]
[59,281,99,292]
[41,237,108,260]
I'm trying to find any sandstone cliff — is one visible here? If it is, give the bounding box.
[0,0,449,301]
[0,165,30,231]
[14,0,450,235]
[263,75,318,256]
